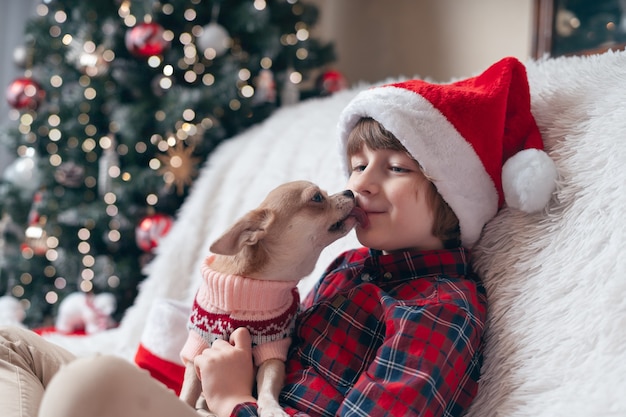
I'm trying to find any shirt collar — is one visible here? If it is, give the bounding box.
[361,247,470,283]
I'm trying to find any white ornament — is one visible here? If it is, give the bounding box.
[197,23,231,57]
[13,45,28,68]
[4,150,41,194]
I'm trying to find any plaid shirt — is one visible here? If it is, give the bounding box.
[232,247,487,417]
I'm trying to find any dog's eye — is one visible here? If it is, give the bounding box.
[311,192,325,203]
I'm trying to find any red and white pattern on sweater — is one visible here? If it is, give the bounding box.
[180,258,301,366]
[188,289,299,347]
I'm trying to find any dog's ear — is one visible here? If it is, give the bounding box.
[209,208,275,255]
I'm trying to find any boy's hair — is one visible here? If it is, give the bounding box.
[346,117,461,248]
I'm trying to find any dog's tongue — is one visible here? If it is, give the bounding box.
[350,207,369,228]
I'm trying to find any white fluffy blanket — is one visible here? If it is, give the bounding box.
[43,50,626,416]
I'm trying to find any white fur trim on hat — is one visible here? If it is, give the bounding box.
[139,298,190,364]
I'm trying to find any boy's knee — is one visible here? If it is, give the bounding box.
[52,355,131,394]
[41,355,136,416]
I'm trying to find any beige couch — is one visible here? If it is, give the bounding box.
[44,50,626,417]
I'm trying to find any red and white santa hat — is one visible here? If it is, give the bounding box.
[338,57,558,247]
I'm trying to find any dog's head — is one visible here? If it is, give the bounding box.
[209,180,357,281]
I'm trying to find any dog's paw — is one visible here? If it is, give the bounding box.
[258,404,289,417]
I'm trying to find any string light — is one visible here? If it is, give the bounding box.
[45,291,58,304]
[49,154,62,167]
[289,71,303,84]
[55,277,67,289]
[146,193,158,205]
[45,249,58,262]
[148,56,162,67]
[54,10,67,24]
[35,3,48,17]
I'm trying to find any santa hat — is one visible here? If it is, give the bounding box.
[338,57,557,247]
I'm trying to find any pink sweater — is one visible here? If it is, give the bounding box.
[180,257,299,366]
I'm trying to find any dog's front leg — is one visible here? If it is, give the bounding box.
[179,361,204,408]
[256,358,288,417]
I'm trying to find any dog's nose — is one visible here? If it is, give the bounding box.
[342,190,354,199]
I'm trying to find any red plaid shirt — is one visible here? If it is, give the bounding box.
[232,247,487,417]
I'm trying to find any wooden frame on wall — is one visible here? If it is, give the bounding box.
[533,0,555,58]
[532,0,626,58]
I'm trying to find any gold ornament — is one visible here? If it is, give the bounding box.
[157,141,201,195]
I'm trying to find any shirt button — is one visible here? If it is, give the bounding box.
[383,272,392,280]
[361,273,372,282]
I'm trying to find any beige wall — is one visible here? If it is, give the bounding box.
[310,0,534,84]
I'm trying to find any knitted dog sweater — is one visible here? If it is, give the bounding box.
[180,257,299,367]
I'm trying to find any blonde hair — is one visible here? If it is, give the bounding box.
[346,118,461,248]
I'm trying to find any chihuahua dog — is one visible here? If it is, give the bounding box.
[179,180,360,417]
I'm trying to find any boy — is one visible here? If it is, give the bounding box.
[0,57,556,417]
[192,57,556,417]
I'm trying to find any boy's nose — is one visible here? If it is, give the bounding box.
[348,170,379,196]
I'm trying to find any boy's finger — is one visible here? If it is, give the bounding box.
[230,327,252,348]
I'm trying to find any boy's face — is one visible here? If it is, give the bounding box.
[347,145,442,253]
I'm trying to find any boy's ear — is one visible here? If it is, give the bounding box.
[209,209,275,255]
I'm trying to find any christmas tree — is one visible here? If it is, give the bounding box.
[0,0,336,328]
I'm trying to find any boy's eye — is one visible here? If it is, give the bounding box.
[351,165,366,172]
[311,192,325,203]
[390,166,409,173]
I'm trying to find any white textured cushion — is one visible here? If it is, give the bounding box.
[468,50,626,417]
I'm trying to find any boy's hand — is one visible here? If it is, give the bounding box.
[194,327,256,417]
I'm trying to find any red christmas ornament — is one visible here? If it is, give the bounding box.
[135,213,174,252]
[316,70,348,96]
[125,22,170,58]
[6,77,45,110]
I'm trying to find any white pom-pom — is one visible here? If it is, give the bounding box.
[502,148,558,212]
